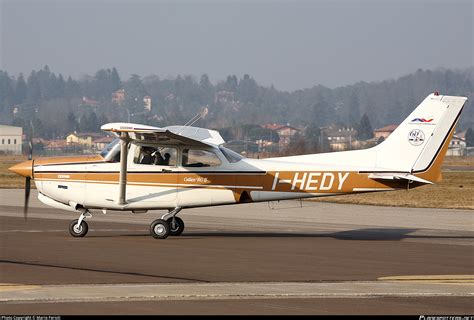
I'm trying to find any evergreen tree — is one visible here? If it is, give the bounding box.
[97,113,109,127]
[110,67,121,92]
[15,73,27,104]
[303,124,321,153]
[87,112,99,132]
[465,128,474,147]
[199,74,213,104]
[31,117,45,138]
[237,74,258,103]
[26,71,41,104]
[37,65,52,99]
[357,114,373,140]
[0,71,14,109]
[199,74,211,89]
[224,75,238,92]
[312,95,330,127]
[348,92,360,125]
[65,76,79,98]
[124,74,147,111]
[49,73,59,98]
[67,111,78,132]
[94,69,109,99]
[57,74,66,97]
[78,114,88,132]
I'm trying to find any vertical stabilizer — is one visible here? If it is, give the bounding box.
[373,93,467,181]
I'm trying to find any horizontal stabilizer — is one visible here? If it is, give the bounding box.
[368,173,433,184]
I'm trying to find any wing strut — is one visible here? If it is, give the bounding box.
[118,132,130,205]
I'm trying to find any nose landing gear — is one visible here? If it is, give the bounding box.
[69,209,92,237]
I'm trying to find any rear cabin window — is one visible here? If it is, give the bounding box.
[134,146,177,166]
[182,149,221,167]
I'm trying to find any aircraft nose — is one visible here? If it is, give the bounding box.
[9,160,33,178]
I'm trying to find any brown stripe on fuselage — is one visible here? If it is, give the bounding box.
[34,170,404,194]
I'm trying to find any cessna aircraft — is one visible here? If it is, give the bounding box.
[8,93,468,239]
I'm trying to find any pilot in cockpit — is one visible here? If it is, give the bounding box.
[139,147,155,164]
[163,153,171,165]
[154,151,171,166]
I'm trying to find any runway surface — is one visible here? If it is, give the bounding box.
[0,189,473,314]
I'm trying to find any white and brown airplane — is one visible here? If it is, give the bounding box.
[8,93,467,239]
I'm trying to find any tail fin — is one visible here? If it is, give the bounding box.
[374,93,467,182]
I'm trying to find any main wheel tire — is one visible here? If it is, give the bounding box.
[69,219,88,237]
[167,217,185,236]
[150,219,170,239]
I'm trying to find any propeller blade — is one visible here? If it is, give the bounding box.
[28,140,33,160]
[24,177,31,221]
[25,120,34,221]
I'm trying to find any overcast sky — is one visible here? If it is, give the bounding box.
[1,0,472,91]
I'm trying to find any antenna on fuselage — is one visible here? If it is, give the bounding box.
[175,106,209,135]
[151,106,209,157]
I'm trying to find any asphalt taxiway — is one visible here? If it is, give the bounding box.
[0,189,473,314]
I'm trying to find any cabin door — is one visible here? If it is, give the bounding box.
[126,144,178,206]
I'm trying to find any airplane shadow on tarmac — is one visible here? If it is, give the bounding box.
[179,228,474,241]
[89,228,474,241]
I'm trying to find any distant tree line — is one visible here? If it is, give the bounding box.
[0,66,472,142]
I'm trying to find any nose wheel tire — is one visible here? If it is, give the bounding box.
[150,219,170,239]
[167,216,185,236]
[69,219,88,237]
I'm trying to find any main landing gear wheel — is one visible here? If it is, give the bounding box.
[150,219,170,239]
[167,216,185,236]
[69,219,88,237]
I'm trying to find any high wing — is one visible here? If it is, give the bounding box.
[101,123,225,147]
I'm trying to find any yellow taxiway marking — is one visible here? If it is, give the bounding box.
[378,275,474,284]
[0,283,40,292]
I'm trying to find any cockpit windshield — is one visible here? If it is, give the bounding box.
[100,138,121,162]
[219,145,244,163]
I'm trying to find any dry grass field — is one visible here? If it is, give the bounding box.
[312,170,474,210]
[0,154,472,209]
[313,156,474,210]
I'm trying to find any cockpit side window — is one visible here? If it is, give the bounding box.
[182,149,221,167]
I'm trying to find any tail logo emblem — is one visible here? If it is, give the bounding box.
[411,118,433,123]
[408,129,425,146]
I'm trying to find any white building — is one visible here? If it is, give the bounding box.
[143,96,152,111]
[0,125,22,154]
[447,134,467,156]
